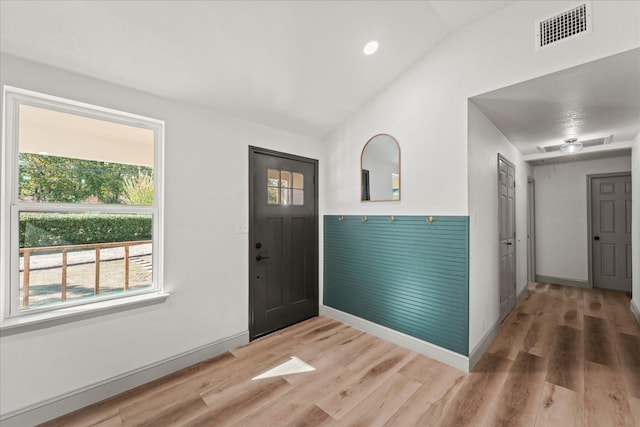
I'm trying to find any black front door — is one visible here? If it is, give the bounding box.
[249,147,318,339]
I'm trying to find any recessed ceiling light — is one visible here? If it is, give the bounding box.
[363,41,378,55]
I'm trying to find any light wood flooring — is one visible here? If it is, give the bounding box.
[42,282,640,426]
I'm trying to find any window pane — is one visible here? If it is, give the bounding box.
[267,187,279,204]
[267,169,280,187]
[293,173,304,189]
[19,211,153,310]
[292,189,304,205]
[18,104,154,205]
[281,188,290,205]
[281,171,291,188]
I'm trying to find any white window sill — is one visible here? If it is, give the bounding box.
[0,292,169,336]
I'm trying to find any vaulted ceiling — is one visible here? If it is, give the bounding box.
[0,0,516,138]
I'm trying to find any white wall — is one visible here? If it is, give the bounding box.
[632,133,640,317]
[0,54,322,416]
[533,156,632,283]
[321,0,640,216]
[467,101,531,353]
[321,1,640,353]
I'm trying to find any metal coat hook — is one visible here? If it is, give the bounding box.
[362,216,368,222]
[389,215,396,222]
[338,215,345,221]
[427,216,435,223]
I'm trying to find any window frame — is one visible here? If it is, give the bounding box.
[1,86,166,327]
[266,168,305,206]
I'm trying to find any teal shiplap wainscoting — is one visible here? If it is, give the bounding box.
[323,215,469,355]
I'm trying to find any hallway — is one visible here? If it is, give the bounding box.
[482,282,639,426]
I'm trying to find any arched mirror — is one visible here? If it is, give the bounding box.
[361,134,400,202]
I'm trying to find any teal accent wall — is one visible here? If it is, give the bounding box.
[323,215,469,355]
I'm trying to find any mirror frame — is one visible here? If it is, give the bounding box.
[360,133,401,202]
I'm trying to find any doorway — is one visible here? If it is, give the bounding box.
[589,173,632,292]
[498,154,516,321]
[248,147,318,340]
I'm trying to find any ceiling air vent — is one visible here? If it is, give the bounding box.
[536,3,592,50]
[537,135,611,153]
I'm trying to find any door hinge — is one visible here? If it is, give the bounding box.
[313,176,316,185]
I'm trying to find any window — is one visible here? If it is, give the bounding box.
[267,169,304,205]
[1,87,164,324]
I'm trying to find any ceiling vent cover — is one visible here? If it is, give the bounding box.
[537,135,612,153]
[536,3,592,49]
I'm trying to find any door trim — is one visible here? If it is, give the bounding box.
[248,146,319,340]
[527,176,536,283]
[586,171,632,289]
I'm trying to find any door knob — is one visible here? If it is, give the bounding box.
[256,255,270,261]
[594,236,600,240]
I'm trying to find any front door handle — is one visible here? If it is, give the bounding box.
[594,236,600,241]
[256,255,270,261]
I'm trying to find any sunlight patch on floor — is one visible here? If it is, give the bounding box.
[252,356,315,380]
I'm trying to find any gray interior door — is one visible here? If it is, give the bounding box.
[499,156,516,321]
[591,174,632,292]
[249,147,318,339]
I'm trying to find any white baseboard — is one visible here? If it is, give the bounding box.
[535,274,589,288]
[631,299,640,326]
[320,305,470,372]
[469,284,528,370]
[0,331,249,427]
[468,319,501,369]
[517,284,529,304]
